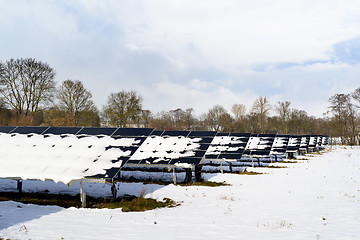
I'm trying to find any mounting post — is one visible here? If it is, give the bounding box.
[194,165,203,182]
[184,168,192,183]
[229,162,233,173]
[17,180,23,194]
[111,181,117,199]
[80,180,86,208]
[172,167,177,185]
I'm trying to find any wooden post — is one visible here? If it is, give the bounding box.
[220,161,224,174]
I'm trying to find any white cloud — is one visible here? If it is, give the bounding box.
[1,0,360,119]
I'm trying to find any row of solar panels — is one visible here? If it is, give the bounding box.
[0,126,328,182]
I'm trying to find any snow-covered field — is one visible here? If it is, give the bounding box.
[1,146,360,240]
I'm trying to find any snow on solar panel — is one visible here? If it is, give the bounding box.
[243,134,275,156]
[300,135,310,150]
[270,135,289,155]
[128,135,201,165]
[0,132,142,184]
[205,133,250,160]
[287,136,301,152]
[308,136,317,149]
[316,136,322,147]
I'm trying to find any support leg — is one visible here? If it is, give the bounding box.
[111,182,117,199]
[229,162,233,173]
[195,165,203,182]
[80,181,86,208]
[172,167,177,185]
[184,168,192,183]
[17,180,23,194]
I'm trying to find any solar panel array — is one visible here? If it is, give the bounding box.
[0,126,330,184]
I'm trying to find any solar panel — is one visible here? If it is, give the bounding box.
[162,130,190,137]
[316,136,322,148]
[126,130,214,167]
[43,127,82,135]
[286,135,302,152]
[322,135,329,145]
[299,135,310,150]
[308,135,317,149]
[150,130,164,136]
[11,126,49,134]
[205,132,250,161]
[77,127,117,136]
[243,134,276,157]
[188,131,217,137]
[112,128,154,136]
[270,135,289,155]
[0,126,16,133]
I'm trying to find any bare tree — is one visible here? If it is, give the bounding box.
[231,103,246,121]
[0,58,56,117]
[328,93,356,144]
[102,90,143,127]
[205,105,232,132]
[57,79,96,125]
[275,101,291,134]
[250,96,271,133]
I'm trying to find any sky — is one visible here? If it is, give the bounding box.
[1,0,360,118]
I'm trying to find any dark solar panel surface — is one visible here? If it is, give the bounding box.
[77,127,117,136]
[43,127,82,135]
[0,126,16,133]
[11,126,49,134]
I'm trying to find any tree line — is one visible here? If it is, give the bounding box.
[0,58,359,143]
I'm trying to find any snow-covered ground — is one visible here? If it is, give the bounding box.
[1,146,360,239]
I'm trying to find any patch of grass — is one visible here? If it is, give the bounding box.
[180,181,230,187]
[95,195,179,212]
[236,169,263,175]
[280,160,298,163]
[0,191,179,211]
